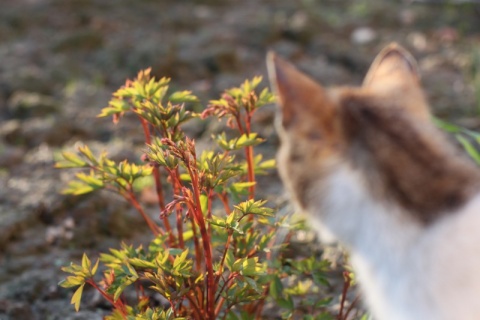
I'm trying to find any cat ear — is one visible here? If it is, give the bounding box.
[362,43,430,119]
[363,43,419,88]
[267,52,332,129]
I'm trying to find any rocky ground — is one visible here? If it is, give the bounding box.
[1,0,480,319]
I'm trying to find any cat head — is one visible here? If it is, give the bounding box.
[267,44,479,224]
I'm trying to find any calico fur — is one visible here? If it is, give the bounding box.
[267,43,480,320]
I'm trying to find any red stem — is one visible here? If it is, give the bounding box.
[344,294,361,320]
[218,192,230,214]
[214,273,237,317]
[190,213,202,271]
[215,231,233,288]
[87,279,128,317]
[244,147,255,200]
[207,188,214,239]
[171,169,185,248]
[254,288,269,319]
[187,166,215,320]
[338,271,352,320]
[244,111,256,200]
[185,291,204,319]
[139,117,175,242]
[234,112,244,134]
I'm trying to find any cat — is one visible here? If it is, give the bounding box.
[267,43,480,320]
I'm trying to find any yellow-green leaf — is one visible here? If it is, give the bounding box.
[81,253,91,271]
[200,194,208,216]
[71,283,85,312]
[91,259,100,276]
[58,276,85,288]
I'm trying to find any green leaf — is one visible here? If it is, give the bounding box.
[200,194,209,215]
[230,182,256,192]
[232,258,245,272]
[226,211,236,225]
[277,295,294,310]
[214,133,264,151]
[55,151,87,168]
[173,249,189,268]
[98,99,131,118]
[169,248,184,256]
[236,133,264,148]
[433,117,462,133]
[63,181,96,195]
[258,159,276,170]
[61,263,85,275]
[241,258,258,276]
[78,145,97,165]
[76,172,104,188]
[113,275,137,302]
[81,253,91,271]
[132,176,154,192]
[99,252,118,264]
[225,250,234,270]
[270,275,284,300]
[208,216,226,228]
[226,311,240,320]
[234,199,274,217]
[129,258,156,269]
[464,129,480,144]
[315,313,335,320]
[114,283,127,302]
[182,230,194,241]
[58,276,85,288]
[124,262,139,278]
[315,297,333,308]
[169,91,199,104]
[71,283,85,312]
[179,173,191,181]
[456,134,480,165]
[91,259,100,276]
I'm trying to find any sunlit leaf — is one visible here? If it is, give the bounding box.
[71,283,85,312]
[457,134,480,165]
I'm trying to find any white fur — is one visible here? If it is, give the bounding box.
[306,164,480,320]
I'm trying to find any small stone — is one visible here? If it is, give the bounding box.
[64,230,74,240]
[351,27,377,45]
[289,11,308,32]
[407,32,428,52]
[63,217,75,229]
[45,226,62,244]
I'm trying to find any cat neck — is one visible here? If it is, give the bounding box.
[308,163,423,255]
[306,163,480,319]
[306,164,480,320]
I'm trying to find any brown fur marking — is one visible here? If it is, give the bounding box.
[341,92,480,224]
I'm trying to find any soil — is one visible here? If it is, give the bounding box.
[1,0,480,319]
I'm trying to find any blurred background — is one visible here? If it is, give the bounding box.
[1,0,480,318]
